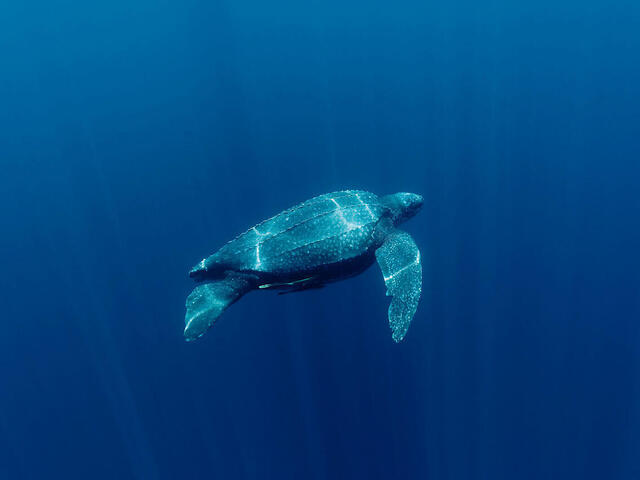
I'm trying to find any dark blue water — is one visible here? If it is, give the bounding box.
[2,1,639,478]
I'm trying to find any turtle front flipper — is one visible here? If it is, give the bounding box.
[375,230,422,342]
[184,273,254,341]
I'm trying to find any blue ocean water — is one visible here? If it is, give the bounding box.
[1,0,639,478]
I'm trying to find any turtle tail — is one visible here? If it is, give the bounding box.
[189,260,207,280]
[184,273,254,341]
[189,255,224,281]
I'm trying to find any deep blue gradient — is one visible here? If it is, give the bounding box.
[1,1,639,478]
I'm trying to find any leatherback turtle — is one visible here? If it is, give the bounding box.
[185,190,423,342]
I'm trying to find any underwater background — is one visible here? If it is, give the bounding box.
[2,0,639,478]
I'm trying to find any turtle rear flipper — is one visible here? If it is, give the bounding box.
[184,274,254,340]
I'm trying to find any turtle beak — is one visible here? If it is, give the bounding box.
[407,193,423,215]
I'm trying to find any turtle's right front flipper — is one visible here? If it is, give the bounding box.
[375,229,422,342]
[184,273,254,341]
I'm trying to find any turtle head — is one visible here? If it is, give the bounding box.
[382,192,424,225]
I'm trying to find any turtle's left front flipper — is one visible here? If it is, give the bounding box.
[375,230,422,342]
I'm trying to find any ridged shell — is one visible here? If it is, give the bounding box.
[216,190,386,274]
